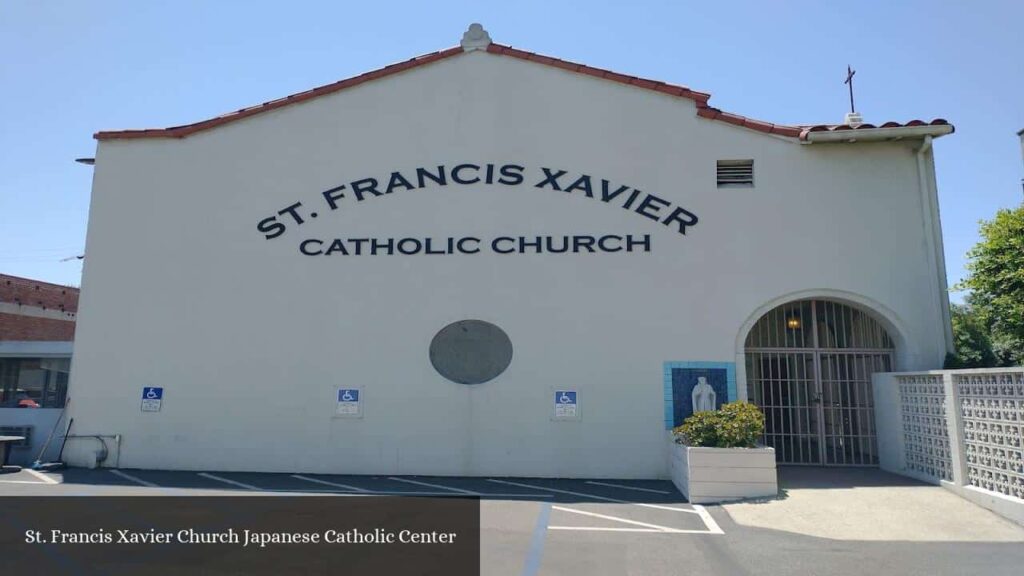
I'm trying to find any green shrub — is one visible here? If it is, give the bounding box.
[674,410,722,447]
[672,401,765,448]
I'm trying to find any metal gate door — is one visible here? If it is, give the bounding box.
[744,300,894,466]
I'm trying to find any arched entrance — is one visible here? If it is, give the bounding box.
[744,299,894,466]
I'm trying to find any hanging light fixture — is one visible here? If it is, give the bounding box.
[786,316,802,330]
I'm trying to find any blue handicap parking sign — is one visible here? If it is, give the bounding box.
[553,390,578,419]
[141,387,164,412]
[338,389,359,403]
[555,391,576,405]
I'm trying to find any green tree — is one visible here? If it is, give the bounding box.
[946,303,997,368]
[955,205,1024,366]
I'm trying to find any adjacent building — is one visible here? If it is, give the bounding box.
[0,273,76,465]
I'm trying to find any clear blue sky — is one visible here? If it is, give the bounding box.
[2,1,1022,300]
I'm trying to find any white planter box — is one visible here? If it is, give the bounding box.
[668,436,778,504]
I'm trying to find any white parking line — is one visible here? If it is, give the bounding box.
[489,478,691,511]
[282,476,553,498]
[306,489,552,498]
[692,505,724,535]
[487,480,691,513]
[487,478,723,534]
[0,470,58,485]
[549,525,720,534]
[584,481,672,495]
[292,475,370,492]
[552,505,685,532]
[24,469,59,485]
[198,472,260,490]
[388,477,479,495]
[636,502,699,513]
[488,479,631,504]
[549,505,723,535]
[110,469,160,487]
[548,527,668,533]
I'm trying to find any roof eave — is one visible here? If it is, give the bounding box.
[803,124,954,143]
[88,27,950,145]
[94,46,467,141]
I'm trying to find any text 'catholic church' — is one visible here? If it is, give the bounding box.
[64,24,954,477]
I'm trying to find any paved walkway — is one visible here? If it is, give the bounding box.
[5,466,1024,574]
[723,467,1024,542]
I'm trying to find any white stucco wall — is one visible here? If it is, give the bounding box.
[64,50,951,477]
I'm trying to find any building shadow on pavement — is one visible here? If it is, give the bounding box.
[777,465,929,489]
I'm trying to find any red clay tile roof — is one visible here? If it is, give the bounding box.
[95,46,465,140]
[93,42,950,142]
[797,119,953,140]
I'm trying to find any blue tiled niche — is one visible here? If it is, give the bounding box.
[663,361,737,430]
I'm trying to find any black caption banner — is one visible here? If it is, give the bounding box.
[1,497,480,575]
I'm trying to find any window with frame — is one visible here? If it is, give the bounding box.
[0,358,69,408]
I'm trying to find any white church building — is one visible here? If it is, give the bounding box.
[64,25,954,477]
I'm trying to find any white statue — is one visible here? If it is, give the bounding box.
[692,377,717,413]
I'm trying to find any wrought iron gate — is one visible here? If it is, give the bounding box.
[744,299,893,466]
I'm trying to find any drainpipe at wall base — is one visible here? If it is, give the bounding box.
[915,135,955,358]
[64,435,121,468]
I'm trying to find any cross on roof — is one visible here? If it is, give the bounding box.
[844,65,857,114]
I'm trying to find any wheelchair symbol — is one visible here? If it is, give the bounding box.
[145,388,159,399]
[559,392,574,404]
[341,390,355,402]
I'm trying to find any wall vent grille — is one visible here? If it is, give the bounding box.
[717,159,754,187]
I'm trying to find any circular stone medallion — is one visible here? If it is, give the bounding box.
[429,320,513,384]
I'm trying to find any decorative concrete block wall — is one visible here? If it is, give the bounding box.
[873,368,1024,525]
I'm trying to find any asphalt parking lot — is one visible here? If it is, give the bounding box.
[3,467,1024,575]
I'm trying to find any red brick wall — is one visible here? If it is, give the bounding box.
[0,312,76,341]
[0,274,78,313]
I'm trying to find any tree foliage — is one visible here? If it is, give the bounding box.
[945,303,998,368]
[953,205,1024,367]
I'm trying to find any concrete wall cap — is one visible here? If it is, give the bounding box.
[461,23,492,51]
